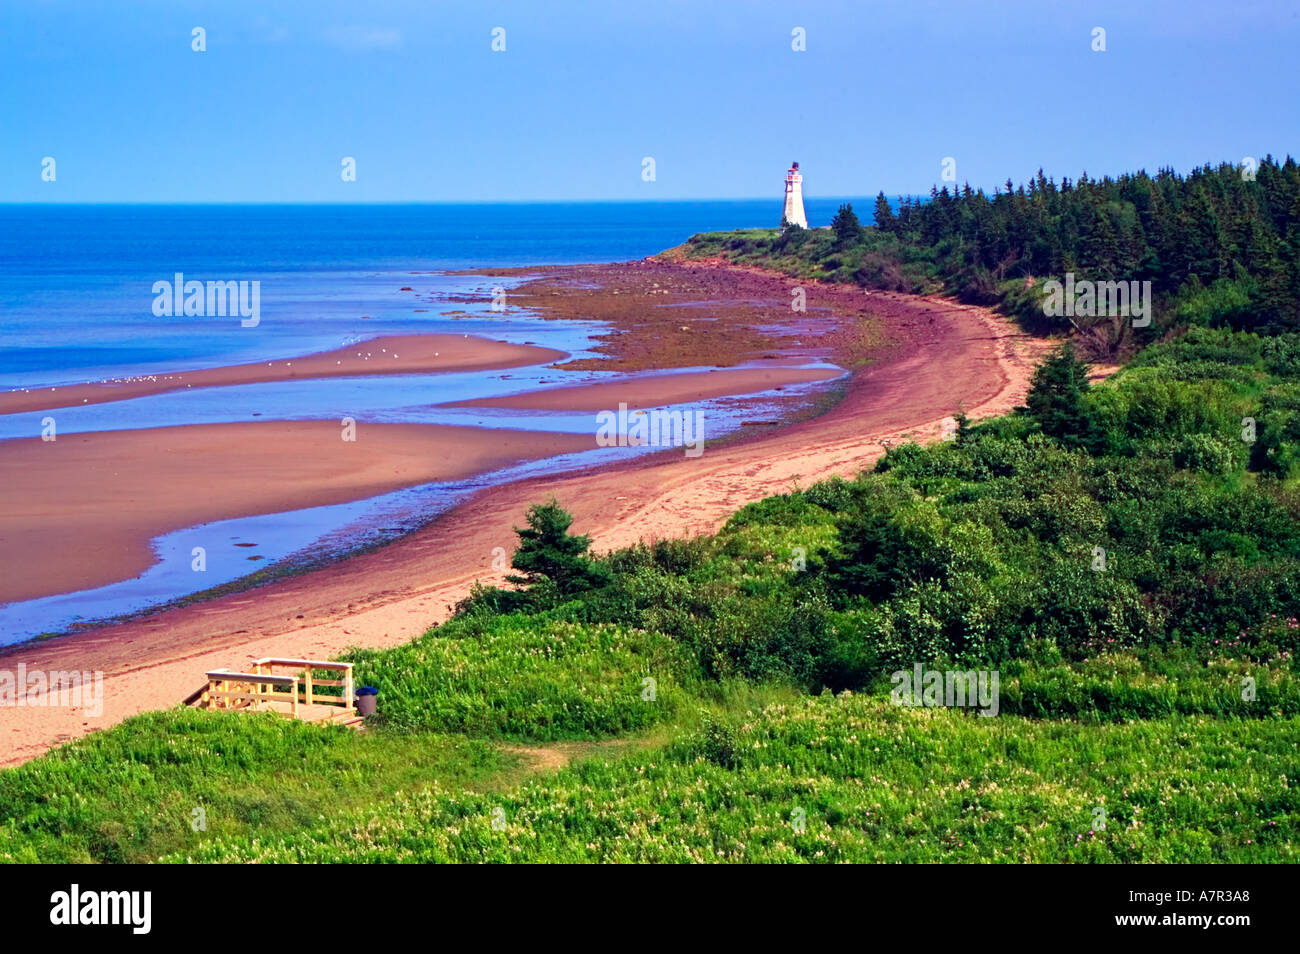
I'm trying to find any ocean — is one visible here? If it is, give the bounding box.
[0,198,877,387]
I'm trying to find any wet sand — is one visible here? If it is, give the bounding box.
[473,258,894,372]
[442,365,843,411]
[0,334,567,416]
[0,421,594,605]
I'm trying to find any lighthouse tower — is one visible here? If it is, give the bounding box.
[782,161,808,229]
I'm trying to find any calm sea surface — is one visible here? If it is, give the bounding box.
[0,199,878,386]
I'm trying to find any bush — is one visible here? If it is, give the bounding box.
[698,715,739,769]
[1174,433,1242,474]
[1173,276,1258,330]
[820,491,952,605]
[1022,557,1160,655]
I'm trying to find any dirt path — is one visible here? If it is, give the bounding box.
[0,281,1053,767]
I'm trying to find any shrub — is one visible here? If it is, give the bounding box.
[1173,276,1258,330]
[819,492,951,605]
[698,715,739,769]
[1174,433,1242,474]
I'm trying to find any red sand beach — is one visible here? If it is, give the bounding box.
[0,421,595,606]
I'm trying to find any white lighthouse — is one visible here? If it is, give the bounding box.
[781,161,808,229]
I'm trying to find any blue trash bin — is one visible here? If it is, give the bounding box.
[356,685,378,716]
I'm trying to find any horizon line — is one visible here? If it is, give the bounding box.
[0,195,905,207]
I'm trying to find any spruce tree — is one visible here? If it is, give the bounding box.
[831,202,863,245]
[873,192,898,233]
[506,501,608,596]
[1022,342,1102,450]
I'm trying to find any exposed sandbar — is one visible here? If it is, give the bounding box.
[0,421,593,605]
[442,366,842,412]
[0,335,567,415]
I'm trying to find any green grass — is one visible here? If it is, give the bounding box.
[168,694,1300,863]
[0,672,791,864]
[672,227,944,294]
[999,650,1300,720]
[0,708,516,863]
[344,615,701,740]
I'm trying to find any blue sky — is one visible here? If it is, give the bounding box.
[2,0,1297,202]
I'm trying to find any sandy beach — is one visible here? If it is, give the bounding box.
[0,421,595,605]
[0,334,566,416]
[0,260,1063,766]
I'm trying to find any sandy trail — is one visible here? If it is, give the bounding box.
[0,285,1053,767]
[0,334,565,416]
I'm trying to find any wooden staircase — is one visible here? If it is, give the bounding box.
[192,658,361,726]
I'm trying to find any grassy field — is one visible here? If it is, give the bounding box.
[0,709,515,863]
[169,696,1300,864]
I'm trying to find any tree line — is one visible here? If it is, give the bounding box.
[873,157,1300,339]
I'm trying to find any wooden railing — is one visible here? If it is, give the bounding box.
[200,659,354,718]
[203,670,300,717]
[250,658,355,709]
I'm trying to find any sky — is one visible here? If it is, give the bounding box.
[2,0,1298,202]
